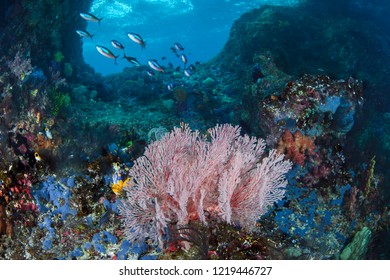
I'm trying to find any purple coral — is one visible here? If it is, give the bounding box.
[119,123,292,248]
[7,50,33,82]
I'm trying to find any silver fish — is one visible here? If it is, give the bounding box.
[127,33,146,49]
[76,30,94,40]
[96,45,119,64]
[174,42,184,51]
[184,69,192,77]
[80,12,103,25]
[181,54,188,64]
[122,54,141,66]
[111,40,125,50]
[148,59,164,72]
[146,70,154,77]
[167,82,175,91]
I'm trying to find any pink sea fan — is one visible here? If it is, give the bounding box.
[119,123,292,248]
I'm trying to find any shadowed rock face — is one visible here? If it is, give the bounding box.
[0,0,93,81]
[215,5,390,93]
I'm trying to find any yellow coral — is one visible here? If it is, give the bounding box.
[111,178,132,195]
[31,89,38,97]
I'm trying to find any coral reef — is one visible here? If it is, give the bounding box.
[0,0,388,260]
[259,74,363,139]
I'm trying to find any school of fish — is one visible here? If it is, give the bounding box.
[78,11,197,91]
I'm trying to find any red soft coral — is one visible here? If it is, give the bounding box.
[277,129,317,165]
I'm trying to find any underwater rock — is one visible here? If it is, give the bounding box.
[71,85,89,103]
[90,90,98,100]
[259,75,363,140]
[285,247,303,259]
[63,62,73,78]
[340,227,372,260]
[147,126,168,142]
[215,5,390,89]
[202,77,216,88]
[162,99,175,111]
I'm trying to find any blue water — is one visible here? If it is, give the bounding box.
[83,0,301,75]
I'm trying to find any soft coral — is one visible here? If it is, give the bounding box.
[277,129,317,165]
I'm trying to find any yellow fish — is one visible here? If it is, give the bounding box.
[111,178,132,195]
